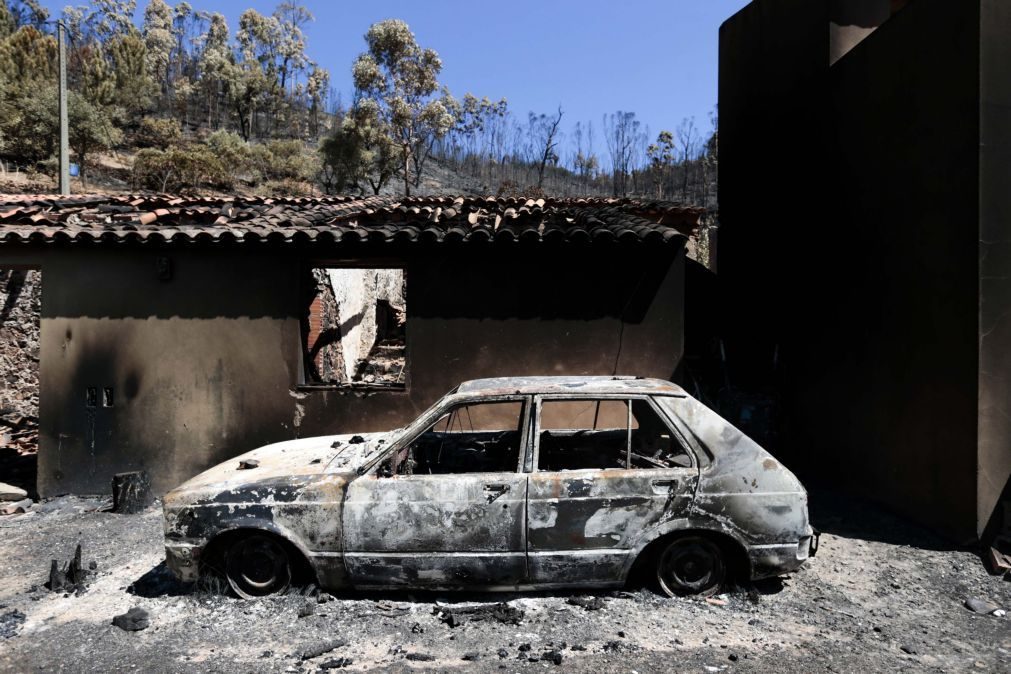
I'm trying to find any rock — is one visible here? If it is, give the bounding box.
[900,644,917,655]
[319,657,352,669]
[0,498,31,515]
[299,639,348,660]
[237,459,260,470]
[566,595,606,611]
[112,607,149,631]
[462,652,481,661]
[405,653,435,662]
[497,648,509,658]
[0,482,27,501]
[964,597,1002,614]
[541,650,563,665]
[518,643,531,652]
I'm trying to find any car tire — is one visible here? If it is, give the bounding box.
[224,533,292,599]
[655,535,726,597]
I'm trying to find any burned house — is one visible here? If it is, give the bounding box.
[717,0,1011,543]
[0,195,700,496]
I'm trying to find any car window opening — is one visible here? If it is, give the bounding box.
[380,401,524,476]
[538,398,693,471]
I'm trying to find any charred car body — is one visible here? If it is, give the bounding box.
[163,377,817,597]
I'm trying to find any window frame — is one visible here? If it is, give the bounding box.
[365,394,533,477]
[530,393,699,473]
[298,259,409,393]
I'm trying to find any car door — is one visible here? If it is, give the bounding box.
[526,395,700,586]
[342,396,530,589]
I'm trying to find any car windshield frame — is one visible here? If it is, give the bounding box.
[357,391,533,475]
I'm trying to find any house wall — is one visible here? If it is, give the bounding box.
[719,0,984,540]
[977,0,1011,540]
[0,244,684,496]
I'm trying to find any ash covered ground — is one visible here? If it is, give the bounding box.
[0,495,1009,673]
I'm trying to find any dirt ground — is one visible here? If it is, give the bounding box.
[0,494,1009,673]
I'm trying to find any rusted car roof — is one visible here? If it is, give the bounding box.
[0,194,702,246]
[454,376,687,396]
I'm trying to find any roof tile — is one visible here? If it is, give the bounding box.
[0,194,702,247]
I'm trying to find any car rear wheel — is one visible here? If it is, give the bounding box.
[224,533,292,599]
[655,535,726,597]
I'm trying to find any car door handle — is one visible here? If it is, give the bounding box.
[484,483,511,503]
[651,479,678,493]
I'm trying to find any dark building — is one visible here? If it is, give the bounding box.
[718,0,1010,542]
[0,195,699,496]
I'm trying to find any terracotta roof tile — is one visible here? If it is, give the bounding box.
[0,194,702,247]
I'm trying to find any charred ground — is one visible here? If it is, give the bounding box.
[0,494,1009,673]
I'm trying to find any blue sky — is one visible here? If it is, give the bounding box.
[41,0,750,147]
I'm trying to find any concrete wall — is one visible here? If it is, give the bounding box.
[977,0,1011,540]
[0,243,685,496]
[719,0,992,540]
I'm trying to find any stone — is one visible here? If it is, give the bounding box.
[0,482,27,501]
[112,607,150,631]
[0,498,31,515]
[965,597,1002,614]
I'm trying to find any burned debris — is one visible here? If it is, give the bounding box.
[434,601,525,628]
[46,544,94,595]
[111,471,153,514]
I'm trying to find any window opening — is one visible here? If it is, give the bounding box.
[303,267,406,388]
[380,401,524,476]
[538,398,692,471]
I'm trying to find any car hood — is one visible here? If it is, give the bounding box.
[164,431,396,503]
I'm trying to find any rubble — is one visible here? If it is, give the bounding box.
[434,601,525,627]
[0,269,40,423]
[112,607,150,631]
[0,609,26,639]
[567,595,607,611]
[0,412,38,455]
[2,495,1011,672]
[987,546,1011,575]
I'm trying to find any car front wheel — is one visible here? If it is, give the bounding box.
[224,533,292,598]
[655,535,726,597]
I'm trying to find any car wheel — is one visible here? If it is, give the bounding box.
[224,533,292,599]
[655,535,726,597]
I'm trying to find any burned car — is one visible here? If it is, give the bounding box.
[163,376,817,598]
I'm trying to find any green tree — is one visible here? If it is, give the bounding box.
[0,85,121,180]
[0,25,56,90]
[647,130,675,199]
[142,0,174,98]
[196,12,233,130]
[352,19,454,196]
[319,107,397,195]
